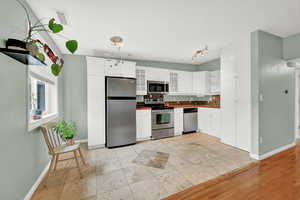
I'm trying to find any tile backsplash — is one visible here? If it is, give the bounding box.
[137,95,211,102]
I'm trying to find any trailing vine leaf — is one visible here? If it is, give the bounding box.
[29,40,38,46]
[48,18,63,33]
[36,52,45,62]
[51,64,62,76]
[65,40,78,54]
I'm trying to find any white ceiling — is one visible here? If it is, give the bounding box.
[27,0,300,64]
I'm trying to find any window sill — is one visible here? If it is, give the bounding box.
[28,113,58,132]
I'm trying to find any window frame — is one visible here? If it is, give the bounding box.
[27,64,59,131]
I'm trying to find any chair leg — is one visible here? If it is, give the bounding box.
[73,151,82,178]
[44,155,55,187]
[78,148,86,165]
[53,154,59,171]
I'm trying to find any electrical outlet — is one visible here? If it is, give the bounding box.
[259,137,263,144]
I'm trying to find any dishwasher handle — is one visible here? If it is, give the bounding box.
[184,108,198,113]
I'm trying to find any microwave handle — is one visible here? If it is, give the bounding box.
[164,84,169,93]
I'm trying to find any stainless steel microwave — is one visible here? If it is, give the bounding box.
[147,81,169,94]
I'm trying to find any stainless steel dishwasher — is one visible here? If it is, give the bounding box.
[183,108,198,133]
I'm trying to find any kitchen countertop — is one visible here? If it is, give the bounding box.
[136,106,152,110]
[167,104,220,109]
[136,104,220,110]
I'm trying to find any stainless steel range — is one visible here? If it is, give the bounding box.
[144,94,174,139]
[151,107,174,139]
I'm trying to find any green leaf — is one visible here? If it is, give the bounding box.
[65,40,78,54]
[48,18,63,33]
[29,40,38,46]
[51,64,62,76]
[48,18,55,29]
[36,52,45,62]
[55,120,76,141]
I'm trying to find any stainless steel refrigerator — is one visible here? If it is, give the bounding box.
[106,77,136,148]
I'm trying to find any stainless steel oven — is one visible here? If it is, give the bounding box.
[147,81,169,94]
[151,108,174,139]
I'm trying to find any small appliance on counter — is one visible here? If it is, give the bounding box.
[106,77,137,148]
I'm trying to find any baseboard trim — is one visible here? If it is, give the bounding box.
[250,142,296,160]
[137,137,151,142]
[88,144,105,149]
[24,139,88,199]
[78,139,88,143]
[24,160,50,200]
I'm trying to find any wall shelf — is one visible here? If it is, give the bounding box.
[0,48,46,66]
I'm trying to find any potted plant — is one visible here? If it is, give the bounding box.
[55,120,77,145]
[9,0,79,76]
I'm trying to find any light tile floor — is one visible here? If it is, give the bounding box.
[32,133,255,200]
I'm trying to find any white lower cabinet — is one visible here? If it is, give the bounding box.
[198,108,221,138]
[174,108,183,135]
[136,109,152,141]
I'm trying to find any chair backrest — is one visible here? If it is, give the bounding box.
[41,122,62,155]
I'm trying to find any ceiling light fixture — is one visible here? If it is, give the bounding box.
[110,36,124,66]
[192,45,208,63]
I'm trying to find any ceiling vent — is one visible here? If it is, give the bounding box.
[56,11,68,25]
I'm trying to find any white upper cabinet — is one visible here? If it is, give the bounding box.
[193,71,220,95]
[169,72,179,93]
[136,68,147,95]
[193,71,210,95]
[210,71,221,94]
[105,59,136,78]
[135,66,220,95]
[178,71,193,94]
[145,67,170,82]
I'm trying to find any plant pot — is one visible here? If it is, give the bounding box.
[66,139,75,146]
[26,42,39,57]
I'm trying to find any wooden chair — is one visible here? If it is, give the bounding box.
[41,122,86,183]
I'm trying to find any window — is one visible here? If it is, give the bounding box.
[28,65,58,131]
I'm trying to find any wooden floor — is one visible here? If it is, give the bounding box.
[164,140,300,200]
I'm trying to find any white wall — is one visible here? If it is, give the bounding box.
[220,34,251,152]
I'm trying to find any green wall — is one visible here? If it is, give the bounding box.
[251,30,295,155]
[63,55,87,140]
[0,1,63,199]
[131,59,198,71]
[196,59,220,71]
[283,33,300,60]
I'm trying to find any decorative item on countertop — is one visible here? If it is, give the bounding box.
[55,120,77,146]
[9,0,79,76]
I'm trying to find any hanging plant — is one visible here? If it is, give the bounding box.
[14,0,78,76]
